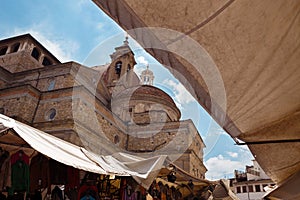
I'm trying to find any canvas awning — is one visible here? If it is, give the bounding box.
[263,170,300,200]
[92,0,300,196]
[0,114,167,188]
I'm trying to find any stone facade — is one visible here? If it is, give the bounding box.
[230,160,276,200]
[0,34,207,179]
[0,34,60,73]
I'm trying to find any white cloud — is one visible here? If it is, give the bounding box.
[134,56,150,79]
[162,79,196,109]
[227,151,238,158]
[204,145,254,180]
[136,56,149,66]
[205,155,244,180]
[11,28,78,62]
[133,65,145,78]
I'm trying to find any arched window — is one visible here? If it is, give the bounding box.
[47,79,56,91]
[42,57,52,66]
[0,46,8,56]
[115,61,122,75]
[11,42,20,53]
[113,134,120,144]
[144,76,149,83]
[127,64,131,72]
[31,47,40,60]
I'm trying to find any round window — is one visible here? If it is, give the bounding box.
[46,108,56,120]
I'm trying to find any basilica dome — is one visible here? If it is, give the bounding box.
[111,85,181,124]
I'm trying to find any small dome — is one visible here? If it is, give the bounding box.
[140,65,154,85]
[141,68,153,75]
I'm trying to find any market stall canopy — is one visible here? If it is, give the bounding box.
[263,170,300,200]
[0,114,167,188]
[92,0,300,191]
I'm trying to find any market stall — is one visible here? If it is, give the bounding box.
[0,114,167,200]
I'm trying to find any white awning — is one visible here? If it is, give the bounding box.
[263,170,300,200]
[0,114,167,188]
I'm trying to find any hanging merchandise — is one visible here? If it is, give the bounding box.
[77,185,98,200]
[11,150,29,165]
[0,149,10,191]
[51,186,63,200]
[65,188,78,200]
[65,167,80,200]
[0,149,9,169]
[121,177,145,200]
[148,181,159,200]
[30,154,49,193]
[31,189,42,200]
[10,150,30,195]
[49,159,67,185]
[66,167,80,190]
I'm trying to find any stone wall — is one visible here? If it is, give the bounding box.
[0,85,39,123]
[33,88,74,123]
[127,130,178,152]
[174,153,190,172]
[0,34,60,73]
[189,151,206,179]
[72,86,128,152]
[174,151,206,179]
[0,51,42,73]
[127,120,207,179]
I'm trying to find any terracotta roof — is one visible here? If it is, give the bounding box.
[114,85,180,116]
[118,85,173,103]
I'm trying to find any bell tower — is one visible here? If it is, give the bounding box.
[106,36,137,94]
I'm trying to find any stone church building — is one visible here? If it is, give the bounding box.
[0,34,206,179]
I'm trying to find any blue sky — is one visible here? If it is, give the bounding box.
[0,0,254,180]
